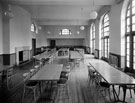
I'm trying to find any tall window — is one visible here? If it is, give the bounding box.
[59,29,71,35]
[125,0,135,70]
[90,23,95,54]
[101,13,109,58]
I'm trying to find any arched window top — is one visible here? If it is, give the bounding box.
[31,23,35,32]
[59,29,72,35]
[102,13,109,37]
[31,22,38,33]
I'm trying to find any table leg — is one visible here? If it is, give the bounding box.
[112,85,127,103]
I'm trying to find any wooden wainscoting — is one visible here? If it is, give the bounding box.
[109,52,121,67]
[95,49,99,59]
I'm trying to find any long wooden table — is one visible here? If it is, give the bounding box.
[89,59,135,103]
[69,51,83,59]
[30,64,63,101]
[30,64,63,81]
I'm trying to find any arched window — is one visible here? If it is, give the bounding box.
[59,29,72,35]
[31,23,35,32]
[125,0,135,70]
[31,23,38,33]
[101,13,109,58]
[90,23,95,54]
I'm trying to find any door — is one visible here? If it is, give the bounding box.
[32,39,36,56]
[50,40,55,48]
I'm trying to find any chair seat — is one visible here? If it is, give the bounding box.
[26,81,38,86]
[57,78,67,84]
[100,82,110,88]
[60,71,69,79]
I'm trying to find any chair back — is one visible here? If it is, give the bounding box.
[0,72,2,80]
[7,67,13,78]
[23,72,31,83]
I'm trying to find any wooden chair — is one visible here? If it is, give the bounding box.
[6,67,14,89]
[74,58,81,67]
[118,72,135,98]
[87,65,97,86]
[22,72,39,103]
[0,71,3,87]
[56,72,70,101]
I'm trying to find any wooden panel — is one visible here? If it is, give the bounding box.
[109,52,121,67]
[95,49,99,59]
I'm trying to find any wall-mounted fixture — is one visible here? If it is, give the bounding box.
[77,31,80,34]
[80,26,85,30]
[47,31,51,34]
[4,4,14,18]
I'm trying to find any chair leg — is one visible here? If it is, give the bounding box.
[22,87,26,103]
[129,89,132,98]
[33,89,37,103]
[118,86,121,96]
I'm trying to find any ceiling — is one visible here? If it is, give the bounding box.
[5,0,117,25]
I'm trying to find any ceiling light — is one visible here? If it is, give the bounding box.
[80,8,85,30]
[90,11,98,19]
[80,26,85,30]
[90,0,98,19]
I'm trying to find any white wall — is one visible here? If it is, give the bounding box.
[55,39,84,46]
[36,28,48,48]
[109,3,123,55]
[10,5,32,53]
[0,4,3,54]
[43,25,86,39]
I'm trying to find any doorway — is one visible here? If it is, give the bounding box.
[32,38,36,56]
[50,40,56,48]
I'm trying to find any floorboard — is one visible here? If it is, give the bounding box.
[0,54,135,103]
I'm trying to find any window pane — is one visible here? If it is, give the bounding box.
[127,55,130,61]
[127,49,129,54]
[132,15,135,24]
[127,10,130,17]
[127,61,130,67]
[134,36,135,42]
[133,63,135,69]
[127,36,130,42]
[134,43,135,48]
[31,24,34,32]
[127,18,130,25]
[127,25,130,32]
[132,24,135,31]
[134,50,135,55]
[133,0,135,7]
[104,22,109,27]
[132,7,135,15]
[60,29,71,35]
[127,43,130,48]
[134,57,135,62]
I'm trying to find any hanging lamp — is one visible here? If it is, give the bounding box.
[90,0,98,19]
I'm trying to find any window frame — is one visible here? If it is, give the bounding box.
[101,13,110,58]
[59,29,72,35]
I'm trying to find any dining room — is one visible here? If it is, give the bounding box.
[1,0,135,103]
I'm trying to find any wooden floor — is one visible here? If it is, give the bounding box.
[1,54,135,103]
